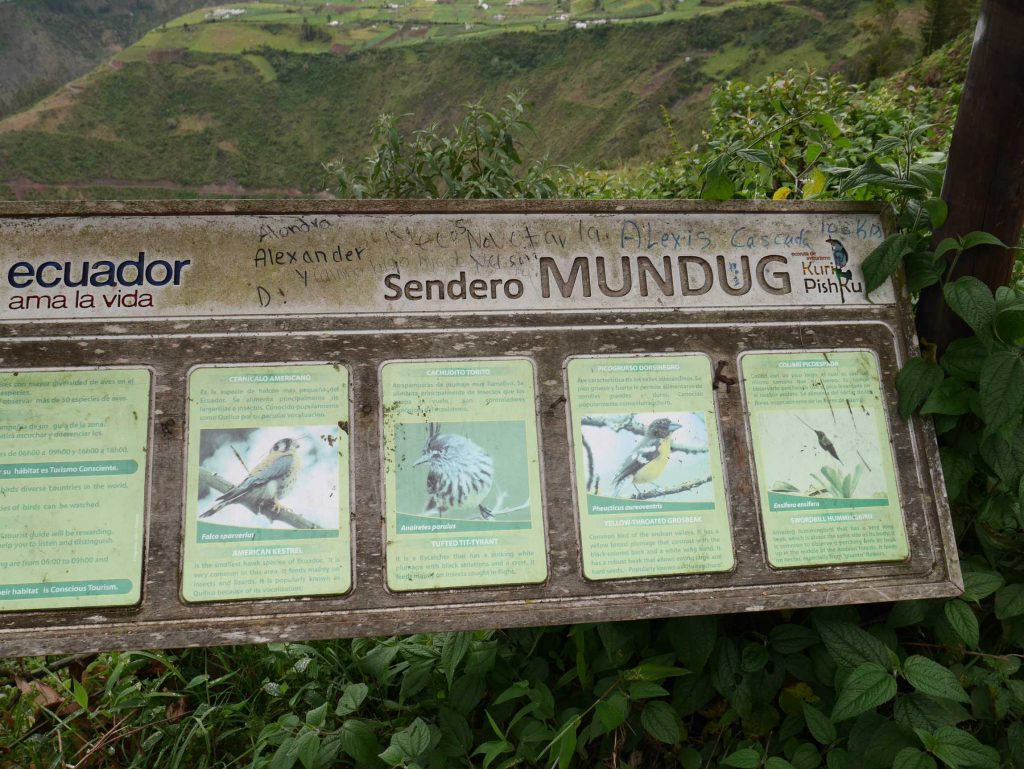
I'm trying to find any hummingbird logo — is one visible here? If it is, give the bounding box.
[825,238,853,281]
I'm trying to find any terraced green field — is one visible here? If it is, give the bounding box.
[118,0,805,60]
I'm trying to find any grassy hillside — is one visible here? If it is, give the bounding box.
[0,0,928,199]
[0,0,212,118]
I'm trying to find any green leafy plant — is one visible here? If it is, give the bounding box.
[327,93,559,200]
[811,464,864,499]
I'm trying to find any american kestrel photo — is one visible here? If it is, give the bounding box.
[200,437,302,520]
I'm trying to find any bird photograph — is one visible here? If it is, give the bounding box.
[393,420,532,529]
[581,412,712,502]
[755,410,888,503]
[197,426,341,529]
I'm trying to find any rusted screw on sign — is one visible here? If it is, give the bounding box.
[713,361,736,393]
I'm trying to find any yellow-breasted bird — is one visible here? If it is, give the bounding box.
[413,423,494,517]
[201,437,302,519]
[612,417,682,494]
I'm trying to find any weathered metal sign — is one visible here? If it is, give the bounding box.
[0,200,960,657]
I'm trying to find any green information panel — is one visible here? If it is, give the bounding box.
[181,364,351,602]
[0,368,150,611]
[742,350,909,568]
[382,359,547,591]
[566,356,733,579]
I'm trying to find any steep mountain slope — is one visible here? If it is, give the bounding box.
[0,0,211,118]
[0,0,928,199]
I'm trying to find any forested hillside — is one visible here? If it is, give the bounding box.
[0,0,211,118]
[0,0,930,199]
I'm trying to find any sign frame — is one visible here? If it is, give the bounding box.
[0,200,960,657]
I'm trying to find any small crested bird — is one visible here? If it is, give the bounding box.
[201,437,302,519]
[413,423,494,517]
[612,417,682,494]
[826,238,852,280]
[795,417,842,464]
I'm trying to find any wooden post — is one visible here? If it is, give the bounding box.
[916,0,1024,352]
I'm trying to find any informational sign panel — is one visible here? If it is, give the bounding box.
[381,359,547,591]
[0,201,960,656]
[0,368,150,610]
[742,351,908,567]
[181,363,351,602]
[565,355,732,579]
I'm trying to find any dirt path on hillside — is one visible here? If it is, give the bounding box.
[3,176,336,199]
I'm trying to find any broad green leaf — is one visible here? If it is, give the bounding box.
[995,307,1024,345]
[923,199,948,229]
[668,615,717,672]
[399,659,434,703]
[766,758,797,769]
[901,655,970,703]
[904,250,944,292]
[377,744,405,768]
[473,739,513,769]
[803,703,837,745]
[943,600,980,648]
[629,681,670,699]
[595,692,629,731]
[933,237,960,262]
[305,703,329,728]
[895,358,945,419]
[440,632,473,686]
[339,720,385,769]
[826,748,849,769]
[336,682,369,716]
[271,738,300,769]
[814,618,895,670]
[888,601,928,628]
[358,642,400,681]
[723,748,762,768]
[941,337,988,382]
[908,163,943,196]
[814,112,840,138]
[737,148,772,166]
[790,744,821,769]
[943,277,996,336]
[960,571,1004,603]
[493,680,531,706]
[959,231,1007,252]
[681,747,703,769]
[979,350,1024,426]
[894,747,937,769]
[921,378,971,416]
[803,169,827,197]
[995,584,1024,620]
[862,233,912,295]
[929,726,1000,768]
[770,624,819,654]
[296,731,321,769]
[741,643,769,673]
[831,662,897,722]
[939,448,974,501]
[894,694,967,732]
[702,156,735,201]
[391,718,430,760]
[641,700,681,744]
